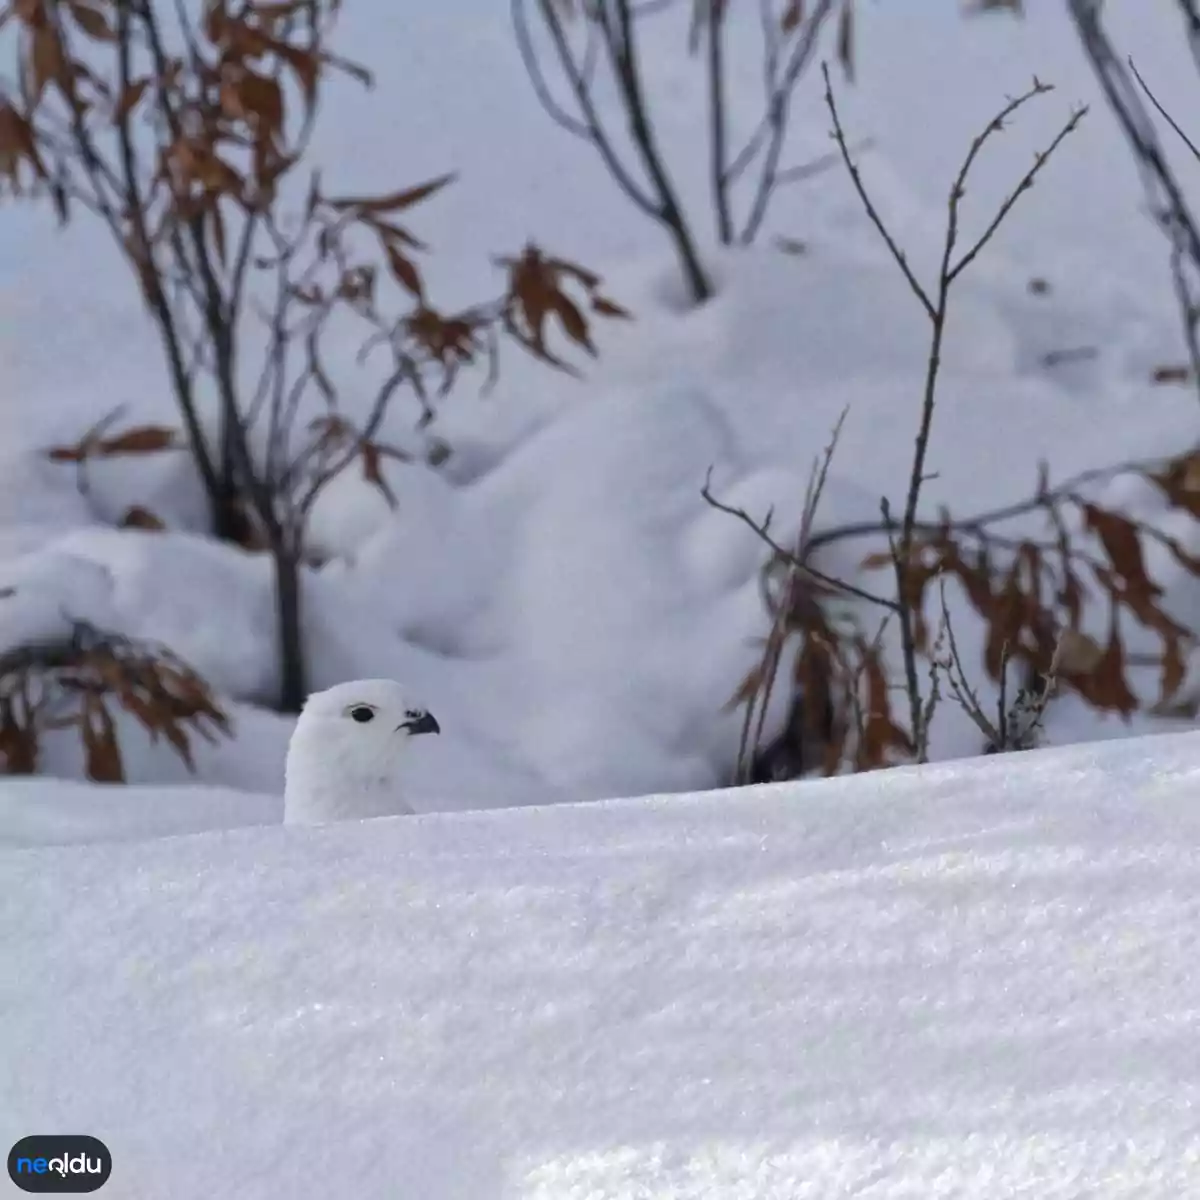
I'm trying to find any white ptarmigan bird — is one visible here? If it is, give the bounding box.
[283,679,440,825]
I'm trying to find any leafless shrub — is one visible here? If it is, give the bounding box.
[820,68,1085,755]
[704,72,1096,778]
[512,0,855,303]
[1066,0,1200,403]
[0,619,229,782]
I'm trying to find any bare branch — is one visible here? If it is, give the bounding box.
[775,137,872,187]
[823,61,935,320]
[513,0,662,218]
[511,0,594,140]
[1068,0,1200,409]
[1129,56,1200,165]
[823,64,1084,751]
[806,454,1174,554]
[705,0,733,244]
[948,97,1088,283]
[739,0,838,243]
[702,466,900,612]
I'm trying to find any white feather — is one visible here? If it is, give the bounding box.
[283,679,439,825]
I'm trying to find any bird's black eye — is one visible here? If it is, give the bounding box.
[349,705,376,723]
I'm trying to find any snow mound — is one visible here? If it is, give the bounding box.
[0,527,277,703]
[6,732,1200,1197]
[4,0,1200,834]
[0,777,280,847]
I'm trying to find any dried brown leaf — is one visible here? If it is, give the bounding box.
[1151,364,1191,385]
[361,442,399,509]
[0,697,36,775]
[80,694,124,782]
[45,442,86,463]
[112,76,149,122]
[96,425,180,456]
[1055,627,1103,675]
[28,24,67,105]
[385,244,423,298]
[1084,503,1156,605]
[983,560,1024,680]
[113,685,162,736]
[837,0,855,83]
[859,549,895,570]
[1160,637,1187,706]
[120,505,166,530]
[66,0,114,40]
[160,717,194,769]
[1088,612,1138,717]
[547,256,601,290]
[327,172,455,216]
[781,0,805,32]
[553,292,596,354]
[724,662,767,713]
[592,295,632,319]
[1151,452,1200,519]
[0,101,47,184]
[860,648,910,768]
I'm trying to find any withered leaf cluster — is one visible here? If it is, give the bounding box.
[9,0,628,561]
[732,446,1200,780]
[879,451,1200,721]
[0,619,230,782]
[730,570,910,781]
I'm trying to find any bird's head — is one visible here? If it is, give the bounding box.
[284,678,440,823]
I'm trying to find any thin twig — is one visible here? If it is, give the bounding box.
[1129,56,1200,164]
[702,468,900,612]
[739,0,838,243]
[823,61,935,320]
[1068,0,1200,410]
[706,0,733,244]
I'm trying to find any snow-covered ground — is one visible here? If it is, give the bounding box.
[3,1,1200,821]
[7,3,1200,1193]
[7,733,1200,1198]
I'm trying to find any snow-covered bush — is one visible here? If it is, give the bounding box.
[1,0,626,712]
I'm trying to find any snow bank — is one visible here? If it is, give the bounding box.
[4,235,1199,815]
[0,527,278,702]
[0,777,280,847]
[5,732,1200,1197]
[3,0,1200,830]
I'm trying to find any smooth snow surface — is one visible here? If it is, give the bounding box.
[7,733,1200,1198]
[0,777,280,847]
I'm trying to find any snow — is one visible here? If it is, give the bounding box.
[7,733,1200,1197]
[0,777,280,847]
[6,1,1200,1189]
[3,0,1200,813]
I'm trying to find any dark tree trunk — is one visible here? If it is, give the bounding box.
[273,541,307,714]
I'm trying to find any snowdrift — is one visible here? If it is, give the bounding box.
[6,732,1200,1198]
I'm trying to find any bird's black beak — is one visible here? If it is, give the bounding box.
[399,711,440,736]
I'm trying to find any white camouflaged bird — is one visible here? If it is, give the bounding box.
[283,679,441,825]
